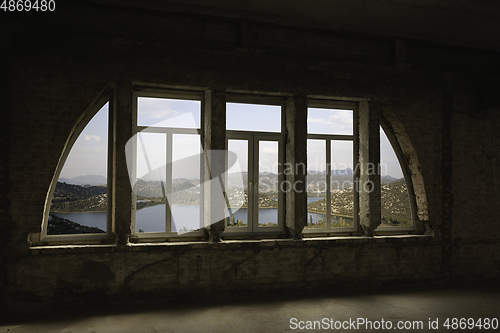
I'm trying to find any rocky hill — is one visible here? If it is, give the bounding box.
[51,176,411,227]
[307,178,412,226]
[51,182,108,212]
[47,214,105,234]
[58,175,107,185]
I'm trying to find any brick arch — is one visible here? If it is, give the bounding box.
[380,110,431,234]
[34,85,114,243]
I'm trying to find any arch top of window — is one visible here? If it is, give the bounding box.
[377,118,418,232]
[38,92,113,244]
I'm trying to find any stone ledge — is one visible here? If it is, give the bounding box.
[30,234,434,255]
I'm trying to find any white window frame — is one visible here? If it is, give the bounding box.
[303,100,359,235]
[38,94,113,244]
[375,121,416,233]
[130,88,205,241]
[224,96,285,237]
[36,88,420,246]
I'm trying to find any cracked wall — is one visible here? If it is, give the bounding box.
[1,1,500,317]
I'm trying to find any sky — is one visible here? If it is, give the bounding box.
[59,103,108,179]
[59,99,404,181]
[307,108,403,179]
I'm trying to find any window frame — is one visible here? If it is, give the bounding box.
[39,93,114,244]
[36,87,422,247]
[375,120,417,233]
[303,100,359,235]
[224,95,286,237]
[130,88,206,241]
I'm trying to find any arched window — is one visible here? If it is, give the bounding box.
[304,101,417,235]
[40,96,111,243]
[379,124,415,230]
[37,87,420,245]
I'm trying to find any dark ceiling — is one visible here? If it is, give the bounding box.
[92,0,500,51]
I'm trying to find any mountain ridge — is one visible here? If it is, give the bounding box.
[59,175,107,186]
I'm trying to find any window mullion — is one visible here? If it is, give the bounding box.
[326,139,331,229]
[358,101,381,236]
[114,83,134,245]
[130,97,138,235]
[165,132,173,233]
[251,137,258,232]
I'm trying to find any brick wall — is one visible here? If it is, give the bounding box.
[2,1,499,316]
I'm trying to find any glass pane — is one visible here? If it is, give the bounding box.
[308,108,353,135]
[135,133,166,233]
[170,134,202,233]
[227,103,281,132]
[330,140,354,228]
[227,140,248,228]
[258,141,278,227]
[48,103,108,235]
[380,127,412,227]
[306,139,326,229]
[138,97,201,128]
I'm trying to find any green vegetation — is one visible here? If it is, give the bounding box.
[50,180,201,214]
[51,182,107,213]
[51,193,107,212]
[231,190,278,209]
[306,178,412,227]
[51,176,411,229]
[257,222,278,227]
[135,197,166,210]
[305,215,354,229]
[380,178,412,226]
[47,214,105,235]
[226,214,247,227]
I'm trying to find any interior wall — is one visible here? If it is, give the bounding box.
[1,1,499,316]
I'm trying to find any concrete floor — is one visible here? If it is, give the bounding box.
[2,282,499,332]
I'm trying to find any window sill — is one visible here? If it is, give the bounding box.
[30,234,434,255]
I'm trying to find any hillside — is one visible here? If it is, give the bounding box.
[51,176,411,225]
[51,182,108,212]
[307,178,412,227]
[58,175,107,185]
[380,178,412,226]
[134,178,201,197]
[228,171,395,194]
[47,214,105,235]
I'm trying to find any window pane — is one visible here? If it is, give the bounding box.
[138,97,201,128]
[135,133,166,233]
[227,103,281,132]
[227,140,248,228]
[258,141,279,227]
[170,134,202,233]
[306,139,326,229]
[380,127,412,227]
[48,103,108,235]
[330,140,354,228]
[308,108,353,135]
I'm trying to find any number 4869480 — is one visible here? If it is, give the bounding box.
[1,0,56,12]
[443,318,498,330]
